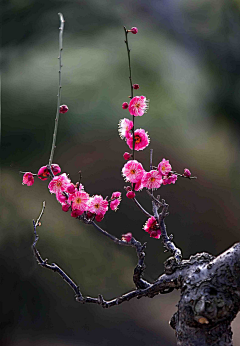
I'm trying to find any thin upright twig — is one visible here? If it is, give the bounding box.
[123,26,135,161]
[49,13,65,166]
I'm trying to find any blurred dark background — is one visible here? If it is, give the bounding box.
[2,0,240,345]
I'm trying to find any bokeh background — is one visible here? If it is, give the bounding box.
[2,0,240,345]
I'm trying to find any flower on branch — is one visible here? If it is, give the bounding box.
[56,191,68,204]
[126,191,136,199]
[162,174,178,185]
[123,152,131,160]
[69,190,89,213]
[130,27,138,34]
[183,168,191,178]
[126,129,150,151]
[88,195,108,216]
[122,102,129,109]
[48,173,71,194]
[142,170,163,190]
[122,160,145,183]
[59,105,69,113]
[158,158,172,176]
[133,84,139,89]
[128,96,149,117]
[110,192,121,211]
[22,172,34,186]
[118,118,133,139]
[143,216,161,239]
[121,232,132,242]
[38,164,61,180]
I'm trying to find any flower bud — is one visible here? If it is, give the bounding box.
[122,102,129,109]
[123,152,131,160]
[59,105,69,114]
[126,191,136,199]
[183,168,191,178]
[121,232,132,242]
[22,172,34,186]
[130,27,138,34]
[133,84,139,90]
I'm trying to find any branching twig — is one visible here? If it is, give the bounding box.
[49,13,65,166]
[32,204,179,307]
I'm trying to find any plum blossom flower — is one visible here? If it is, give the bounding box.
[62,203,70,212]
[95,213,104,222]
[122,102,129,109]
[128,96,148,117]
[123,152,131,160]
[121,232,132,242]
[158,158,172,176]
[38,164,61,180]
[122,160,145,183]
[126,129,150,151]
[110,192,121,211]
[48,173,71,194]
[143,216,161,239]
[56,191,68,204]
[126,191,135,199]
[130,27,138,34]
[88,195,108,215]
[183,168,191,178]
[118,118,133,139]
[67,183,76,194]
[69,190,89,213]
[22,172,34,186]
[59,105,69,113]
[162,174,178,185]
[142,170,162,190]
[133,179,143,191]
[71,209,83,218]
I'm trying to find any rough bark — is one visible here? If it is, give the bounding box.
[166,243,240,346]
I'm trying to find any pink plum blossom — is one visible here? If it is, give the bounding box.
[22,172,34,186]
[67,183,76,194]
[118,118,133,139]
[142,170,163,190]
[126,129,150,151]
[56,191,68,204]
[123,152,131,160]
[121,232,132,242]
[162,174,178,185]
[128,96,148,117]
[59,105,69,113]
[133,179,143,191]
[88,195,108,215]
[122,160,145,183]
[48,173,71,194]
[126,191,135,199]
[38,164,61,180]
[71,209,83,218]
[95,213,104,222]
[122,102,129,109]
[69,190,89,213]
[110,192,121,211]
[158,158,172,176]
[62,203,70,212]
[143,216,161,239]
[130,27,138,34]
[183,168,191,178]
[38,166,50,180]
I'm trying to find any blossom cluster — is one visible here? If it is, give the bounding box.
[23,165,121,222]
[122,158,179,193]
[119,95,150,152]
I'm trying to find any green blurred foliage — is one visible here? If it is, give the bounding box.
[2,0,240,345]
